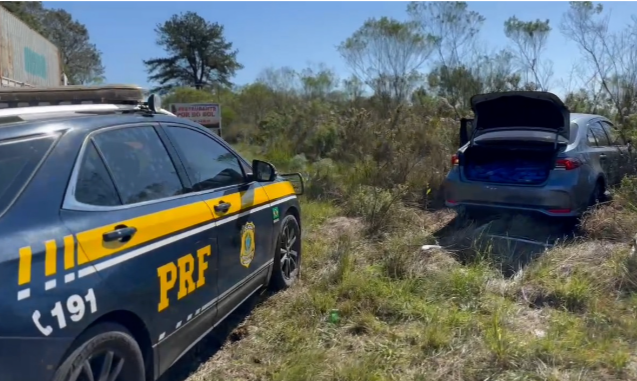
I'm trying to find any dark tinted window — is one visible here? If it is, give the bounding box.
[600,121,624,145]
[590,122,610,146]
[0,135,56,215]
[166,126,245,191]
[94,126,185,205]
[75,142,121,206]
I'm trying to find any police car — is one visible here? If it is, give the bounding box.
[0,85,304,381]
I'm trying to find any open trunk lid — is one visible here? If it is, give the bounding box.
[470,91,570,142]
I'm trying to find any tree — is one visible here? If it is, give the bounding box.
[504,16,553,91]
[299,64,339,101]
[560,2,632,122]
[236,83,275,125]
[337,17,433,106]
[408,1,484,68]
[144,11,243,93]
[41,9,105,85]
[408,1,485,116]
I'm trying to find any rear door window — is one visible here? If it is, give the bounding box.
[0,135,57,216]
[75,141,122,206]
[92,126,187,205]
[590,122,610,146]
[600,121,624,145]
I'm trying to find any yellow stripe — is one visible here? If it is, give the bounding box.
[76,201,212,265]
[44,240,57,276]
[74,183,296,265]
[262,181,296,200]
[203,185,271,219]
[77,243,91,266]
[18,246,32,285]
[64,235,75,270]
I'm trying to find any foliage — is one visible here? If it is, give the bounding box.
[337,17,433,111]
[41,9,105,84]
[504,16,553,90]
[143,11,243,93]
[11,3,637,379]
[0,1,46,33]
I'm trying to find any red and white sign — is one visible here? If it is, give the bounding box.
[169,103,221,127]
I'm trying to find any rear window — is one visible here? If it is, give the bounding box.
[0,135,56,216]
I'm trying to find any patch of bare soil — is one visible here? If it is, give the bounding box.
[312,216,364,241]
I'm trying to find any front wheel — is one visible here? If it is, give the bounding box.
[269,214,301,291]
[53,322,145,381]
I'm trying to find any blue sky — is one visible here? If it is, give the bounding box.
[48,1,636,96]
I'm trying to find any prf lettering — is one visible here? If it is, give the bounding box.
[157,245,211,312]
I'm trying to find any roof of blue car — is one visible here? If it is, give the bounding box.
[571,113,605,124]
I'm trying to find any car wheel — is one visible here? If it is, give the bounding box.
[53,322,145,381]
[270,214,301,291]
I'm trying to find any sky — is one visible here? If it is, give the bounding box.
[48,1,637,97]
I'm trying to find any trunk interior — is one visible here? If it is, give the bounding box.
[462,141,559,185]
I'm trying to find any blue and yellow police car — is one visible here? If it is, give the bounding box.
[0,85,303,381]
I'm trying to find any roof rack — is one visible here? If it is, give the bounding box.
[0,85,175,118]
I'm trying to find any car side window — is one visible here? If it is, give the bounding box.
[165,126,246,191]
[600,121,624,145]
[92,126,186,205]
[590,122,610,146]
[75,141,122,206]
[587,129,598,147]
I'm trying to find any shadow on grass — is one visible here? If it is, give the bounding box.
[433,209,582,277]
[157,290,272,381]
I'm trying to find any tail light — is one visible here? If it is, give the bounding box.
[547,208,572,214]
[555,158,582,170]
[451,154,459,166]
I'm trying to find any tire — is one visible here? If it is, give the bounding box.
[53,322,145,381]
[269,214,302,291]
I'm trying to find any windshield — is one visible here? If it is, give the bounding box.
[0,135,57,217]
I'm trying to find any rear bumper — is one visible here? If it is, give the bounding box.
[0,336,72,381]
[443,176,580,217]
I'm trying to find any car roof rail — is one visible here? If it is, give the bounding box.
[0,84,175,118]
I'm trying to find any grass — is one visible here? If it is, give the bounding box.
[177,194,637,381]
[177,142,637,380]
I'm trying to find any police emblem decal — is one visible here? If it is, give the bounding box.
[240,222,256,268]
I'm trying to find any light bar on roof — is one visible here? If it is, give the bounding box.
[0,84,145,109]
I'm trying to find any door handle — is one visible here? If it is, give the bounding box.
[599,154,607,160]
[103,226,137,243]
[214,201,231,214]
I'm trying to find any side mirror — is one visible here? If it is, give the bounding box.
[252,159,277,182]
[460,118,473,147]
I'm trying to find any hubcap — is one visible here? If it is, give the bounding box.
[70,350,125,381]
[279,222,299,280]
